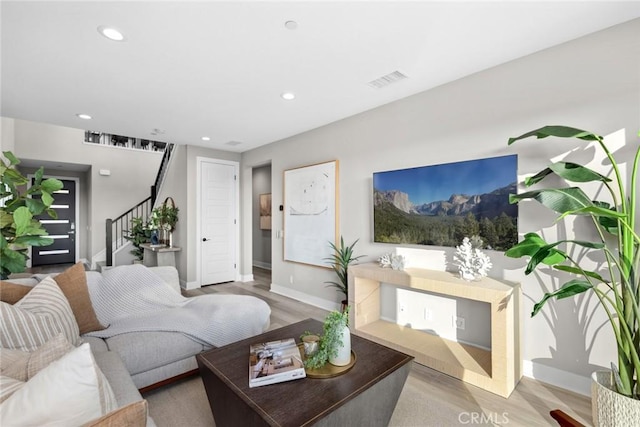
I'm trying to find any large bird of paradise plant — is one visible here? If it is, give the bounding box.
[505,126,639,399]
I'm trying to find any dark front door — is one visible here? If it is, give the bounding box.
[32,179,76,266]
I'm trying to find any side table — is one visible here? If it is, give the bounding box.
[140,243,181,267]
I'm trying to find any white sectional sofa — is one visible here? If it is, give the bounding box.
[1,263,271,426]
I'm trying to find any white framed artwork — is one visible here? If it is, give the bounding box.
[283,160,338,267]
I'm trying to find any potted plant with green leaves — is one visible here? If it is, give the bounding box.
[124,217,151,262]
[324,237,364,311]
[153,197,179,246]
[302,307,351,369]
[1,151,63,279]
[504,126,639,422]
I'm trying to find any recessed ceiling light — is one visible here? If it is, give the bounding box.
[98,26,125,42]
[201,136,211,141]
[285,21,298,30]
[281,92,296,100]
[76,113,92,120]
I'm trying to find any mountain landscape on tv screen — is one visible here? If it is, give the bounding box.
[373,183,517,251]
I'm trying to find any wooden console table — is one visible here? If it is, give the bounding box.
[140,243,181,268]
[348,263,521,398]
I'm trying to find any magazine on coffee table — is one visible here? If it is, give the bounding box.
[249,338,306,388]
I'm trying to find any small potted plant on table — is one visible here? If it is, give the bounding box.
[302,307,351,369]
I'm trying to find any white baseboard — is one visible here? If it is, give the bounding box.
[241,274,254,282]
[523,360,591,397]
[182,280,200,290]
[253,261,272,270]
[270,283,341,312]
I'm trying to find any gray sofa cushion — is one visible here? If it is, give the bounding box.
[105,331,208,376]
[83,335,109,352]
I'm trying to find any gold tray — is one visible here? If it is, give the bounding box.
[297,343,356,379]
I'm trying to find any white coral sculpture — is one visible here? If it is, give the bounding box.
[454,237,492,281]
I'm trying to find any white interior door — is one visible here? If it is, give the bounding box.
[200,159,238,285]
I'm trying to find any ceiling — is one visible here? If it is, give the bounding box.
[2,1,640,153]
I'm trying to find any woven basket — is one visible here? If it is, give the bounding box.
[592,370,640,426]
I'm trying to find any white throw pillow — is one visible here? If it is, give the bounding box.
[0,376,24,404]
[0,343,111,427]
[0,276,81,351]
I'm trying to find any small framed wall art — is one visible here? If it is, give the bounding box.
[259,193,272,230]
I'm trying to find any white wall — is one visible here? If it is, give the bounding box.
[240,19,640,394]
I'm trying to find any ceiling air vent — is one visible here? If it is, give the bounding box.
[367,71,408,89]
[225,141,243,147]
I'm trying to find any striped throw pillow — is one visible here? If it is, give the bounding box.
[0,276,81,351]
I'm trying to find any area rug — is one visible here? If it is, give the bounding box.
[144,374,456,427]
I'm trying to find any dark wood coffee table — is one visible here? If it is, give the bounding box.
[197,318,413,427]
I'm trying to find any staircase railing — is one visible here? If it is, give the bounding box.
[105,196,152,266]
[151,142,174,206]
[105,143,174,266]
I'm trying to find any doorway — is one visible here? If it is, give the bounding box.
[252,164,272,274]
[31,177,79,266]
[197,157,239,286]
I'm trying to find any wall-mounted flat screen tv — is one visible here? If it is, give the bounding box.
[373,155,518,251]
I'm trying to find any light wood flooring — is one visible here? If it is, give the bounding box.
[185,267,592,426]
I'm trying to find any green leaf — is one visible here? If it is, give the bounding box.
[558,205,626,220]
[0,247,27,275]
[13,206,32,235]
[509,187,594,214]
[508,125,601,145]
[2,151,20,166]
[549,162,612,183]
[45,208,58,219]
[34,167,43,186]
[593,201,619,234]
[14,235,53,247]
[41,178,63,194]
[525,246,568,274]
[524,168,554,187]
[554,265,605,282]
[532,280,593,316]
[3,168,27,186]
[41,191,54,207]
[524,162,611,187]
[507,234,605,274]
[25,198,46,215]
[0,211,13,229]
[505,233,566,265]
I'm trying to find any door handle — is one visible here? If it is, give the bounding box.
[202,238,209,242]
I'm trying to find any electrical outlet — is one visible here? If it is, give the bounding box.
[424,308,433,321]
[453,316,465,330]
[289,275,294,284]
